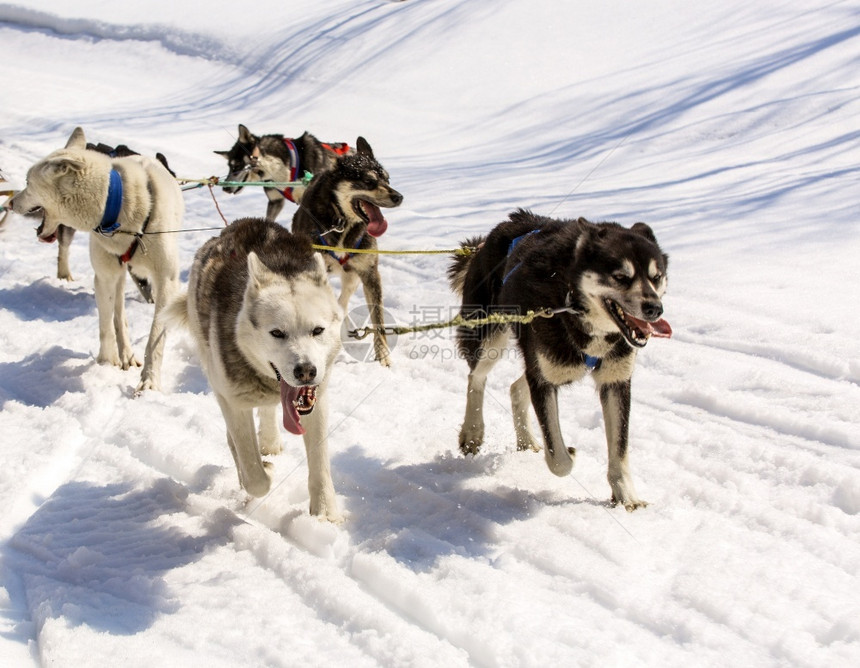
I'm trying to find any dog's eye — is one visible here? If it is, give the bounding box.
[312,326,325,337]
[612,273,633,285]
[269,329,286,339]
[651,273,663,284]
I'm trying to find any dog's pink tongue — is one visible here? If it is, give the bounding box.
[364,202,388,237]
[630,315,673,339]
[280,379,306,435]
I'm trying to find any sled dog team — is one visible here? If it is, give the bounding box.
[4,127,671,523]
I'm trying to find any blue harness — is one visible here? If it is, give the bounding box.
[92,169,149,264]
[95,169,123,236]
[501,229,539,284]
[317,232,365,266]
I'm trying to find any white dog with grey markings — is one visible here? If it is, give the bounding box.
[6,127,182,393]
[164,218,344,521]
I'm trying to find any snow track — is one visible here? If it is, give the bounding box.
[1,0,859,665]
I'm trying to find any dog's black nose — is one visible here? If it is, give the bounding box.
[293,363,317,383]
[641,301,663,321]
[389,190,403,206]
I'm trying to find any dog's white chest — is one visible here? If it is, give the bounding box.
[536,352,590,385]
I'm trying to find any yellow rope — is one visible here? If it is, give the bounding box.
[348,308,559,340]
[313,244,476,257]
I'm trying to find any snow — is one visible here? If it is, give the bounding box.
[1,0,859,665]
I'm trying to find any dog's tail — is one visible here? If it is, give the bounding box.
[447,236,485,297]
[160,293,190,330]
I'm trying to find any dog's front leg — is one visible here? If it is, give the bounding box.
[359,264,390,366]
[599,380,646,511]
[215,394,271,497]
[257,405,282,455]
[265,194,285,222]
[92,247,138,369]
[299,382,341,523]
[527,374,574,476]
[336,268,361,312]
[56,225,75,281]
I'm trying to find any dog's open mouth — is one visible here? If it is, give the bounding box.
[33,212,58,243]
[271,363,318,436]
[604,299,672,348]
[222,169,250,194]
[353,198,389,237]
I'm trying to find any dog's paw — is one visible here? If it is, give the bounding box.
[243,470,273,498]
[134,380,160,396]
[611,495,649,512]
[516,434,541,452]
[308,494,343,524]
[374,346,391,367]
[121,354,142,370]
[459,426,484,456]
[97,350,121,367]
[544,445,575,477]
[259,438,283,456]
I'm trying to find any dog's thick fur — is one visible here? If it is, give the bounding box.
[215,124,352,221]
[7,127,182,393]
[165,218,343,521]
[50,142,174,297]
[292,137,402,366]
[449,209,671,510]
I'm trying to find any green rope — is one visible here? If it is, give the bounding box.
[177,170,314,191]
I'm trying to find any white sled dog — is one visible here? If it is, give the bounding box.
[6,127,182,393]
[165,218,344,521]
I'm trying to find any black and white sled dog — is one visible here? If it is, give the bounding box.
[448,209,672,510]
[165,218,344,521]
[7,127,182,394]
[215,124,352,221]
[292,137,402,367]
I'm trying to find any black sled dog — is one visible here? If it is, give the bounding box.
[292,137,402,367]
[215,124,351,221]
[448,209,671,510]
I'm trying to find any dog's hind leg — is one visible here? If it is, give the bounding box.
[599,379,646,511]
[336,269,361,311]
[299,381,341,522]
[458,327,509,455]
[136,273,178,394]
[257,405,283,455]
[527,374,574,477]
[510,373,539,452]
[56,225,75,281]
[216,394,271,497]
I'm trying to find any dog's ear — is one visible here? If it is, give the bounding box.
[631,222,657,245]
[65,127,86,150]
[573,227,594,263]
[44,155,87,176]
[246,251,275,292]
[309,253,328,282]
[238,124,255,143]
[356,137,374,159]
